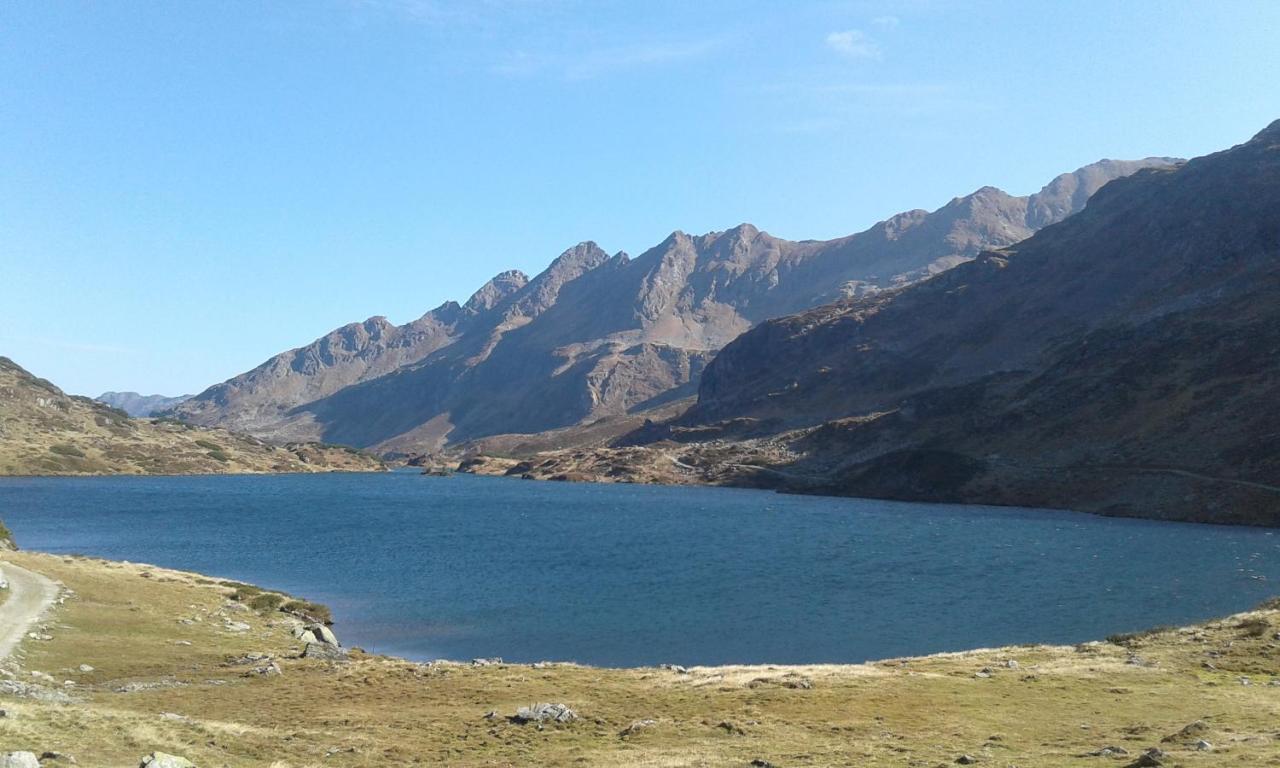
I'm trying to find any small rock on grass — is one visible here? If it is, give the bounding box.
[0,753,40,768]
[1122,750,1164,768]
[619,719,656,737]
[139,753,195,768]
[1086,746,1128,757]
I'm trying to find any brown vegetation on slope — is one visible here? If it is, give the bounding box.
[0,357,384,476]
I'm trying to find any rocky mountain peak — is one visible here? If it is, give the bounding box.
[1252,118,1280,144]
[547,241,610,272]
[720,222,760,241]
[463,269,530,315]
[501,242,611,321]
[1025,157,1181,229]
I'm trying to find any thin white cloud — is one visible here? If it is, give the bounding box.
[872,15,900,28]
[825,29,882,60]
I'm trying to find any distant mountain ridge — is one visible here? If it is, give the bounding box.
[96,391,192,418]
[169,156,1178,452]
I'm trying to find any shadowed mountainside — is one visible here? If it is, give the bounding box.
[496,121,1280,526]
[171,159,1175,453]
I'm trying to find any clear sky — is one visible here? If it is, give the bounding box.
[2,1,1278,396]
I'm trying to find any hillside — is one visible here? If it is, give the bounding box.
[496,120,1280,526]
[0,357,384,476]
[170,158,1176,453]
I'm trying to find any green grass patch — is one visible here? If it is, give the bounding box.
[1106,625,1175,646]
[282,599,333,625]
[1237,617,1271,637]
[248,592,285,613]
[50,443,86,458]
[226,584,266,603]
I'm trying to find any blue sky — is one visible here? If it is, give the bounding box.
[2,1,1278,396]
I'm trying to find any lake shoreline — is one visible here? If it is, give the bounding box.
[2,547,1279,765]
[4,472,1279,667]
[456,447,1280,528]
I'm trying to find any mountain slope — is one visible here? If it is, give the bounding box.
[173,158,1177,453]
[608,120,1280,525]
[167,270,530,439]
[0,357,384,475]
[96,391,192,417]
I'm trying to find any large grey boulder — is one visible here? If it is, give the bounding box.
[310,624,338,646]
[301,642,348,661]
[0,753,40,768]
[139,753,195,768]
[293,623,338,646]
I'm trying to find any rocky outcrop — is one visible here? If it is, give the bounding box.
[295,622,347,661]
[173,160,1176,453]
[512,702,578,724]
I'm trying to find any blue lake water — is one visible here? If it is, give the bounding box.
[0,471,1276,667]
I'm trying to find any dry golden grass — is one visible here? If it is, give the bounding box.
[2,551,1279,766]
[0,356,384,476]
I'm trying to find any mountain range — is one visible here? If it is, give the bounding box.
[96,391,192,418]
[489,120,1280,526]
[168,157,1176,453]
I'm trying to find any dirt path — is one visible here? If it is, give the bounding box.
[0,560,59,660]
[1122,466,1280,494]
